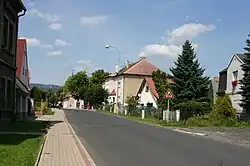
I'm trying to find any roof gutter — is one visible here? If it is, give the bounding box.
[17,0,27,17]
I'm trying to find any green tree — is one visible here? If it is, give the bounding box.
[125,96,139,116]
[240,35,250,117]
[64,71,89,99]
[170,40,210,104]
[151,69,172,110]
[30,86,42,101]
[90,69,109,85]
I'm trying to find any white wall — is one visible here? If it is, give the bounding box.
[226,55,244,113]
[117,76,124,105]
[138,82,158,108]
[19,44,29,88]
[63,97,84,109]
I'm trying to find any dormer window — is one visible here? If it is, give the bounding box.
[22,67,24,75]
[232,70,238,81]
[145,86,149,92]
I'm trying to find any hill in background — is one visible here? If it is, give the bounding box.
[30,83,62,92]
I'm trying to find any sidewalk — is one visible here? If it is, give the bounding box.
[37,109,94,166]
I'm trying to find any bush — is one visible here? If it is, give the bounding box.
[212,94,236,119]
[174,101,211,120]
[125,96,139,116]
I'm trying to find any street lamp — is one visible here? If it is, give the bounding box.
[105,44,120,114]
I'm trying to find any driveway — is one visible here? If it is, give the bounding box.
[64,110,250,166]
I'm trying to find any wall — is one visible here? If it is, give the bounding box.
[226,55,244,113]
[138,82,158,108]
[123,75,148,105]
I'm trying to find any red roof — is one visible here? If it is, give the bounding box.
[137,77,175,99]
[16,39,30,88]
[145,78,159,99]
[16,39,26,77]
[110,89,116,95]
[122,57,158,75]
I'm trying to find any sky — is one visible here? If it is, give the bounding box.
[19,0,250,85]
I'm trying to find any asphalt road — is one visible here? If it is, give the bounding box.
[64,110,250,166]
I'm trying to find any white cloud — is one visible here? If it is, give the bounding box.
[19,37,53,49]
[77,59,92,66]
[80,15,108,26]
[48,23,62,30]
[139,23,215,57]
[28,8,59,22]
[47,50,62,56]
[54,39,70,46]
[166,23,215,45]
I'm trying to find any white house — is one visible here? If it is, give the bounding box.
[16,39,31,119]
[218,53,245,114]
[103,73,118,104]
[136,78,159,108]
[63,96,84,109]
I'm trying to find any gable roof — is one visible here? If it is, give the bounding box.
[119,57,158,76]
[110,89,116,95]
[136,77,175,100]
[219,53,245,73]
[16,39,26,77]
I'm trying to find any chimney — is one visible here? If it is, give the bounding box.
[126,60,130,68]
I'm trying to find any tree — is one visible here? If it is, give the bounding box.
[90,69,109,85]
[170,40,210,104]
[30,86,42,101]
[151,69,172,110]
[240,35,250,117]
[64,71,89,99]
[125,96,139,116]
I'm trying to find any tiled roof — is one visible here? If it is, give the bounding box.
[236,53,246,62]
[145,78,159,99]
[16,39,26,77]
[119,57,158,76]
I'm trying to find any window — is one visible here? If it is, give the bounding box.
[8,23,14,51]
[112,97,115,103]
[232,70,238,81]
[3,16,8,48]
[1,77,6,109]
[145,86,149,92]
[7,79,11,108]
[23,67,24,75]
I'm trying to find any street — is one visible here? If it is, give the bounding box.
[65,110,250,166]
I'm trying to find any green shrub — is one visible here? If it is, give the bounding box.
[174,100,211,120]
[213,94,236,118]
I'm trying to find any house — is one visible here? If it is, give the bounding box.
[0,0,26,120]
[103,57,158,113]
[16,39,31,119]
[218,53,245,114]
[136,77,175,108]
[62,95,84,109]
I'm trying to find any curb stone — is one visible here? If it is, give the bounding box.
[35,134,47,166]
[62,110,96,166]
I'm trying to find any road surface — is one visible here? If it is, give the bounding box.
[64,110,250,166]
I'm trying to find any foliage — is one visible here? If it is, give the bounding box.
[30,86,46,102]
[174,100,211,120]
[152,69,173,110]
[64,71,89,99]
[212,94,236,118]
[170,40,210,104]
[125,96,139,115]
[90,69,109,85]
[240,34,250,117]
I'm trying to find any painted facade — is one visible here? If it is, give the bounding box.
[63,96,84,109]
[218,54,245,114]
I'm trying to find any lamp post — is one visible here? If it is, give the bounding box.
[105,44,120,114]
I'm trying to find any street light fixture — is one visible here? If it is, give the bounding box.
[105,44,120,114]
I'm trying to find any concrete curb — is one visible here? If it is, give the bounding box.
[62,110,96,166]
[172,128,207,136]
[34,134,47,166]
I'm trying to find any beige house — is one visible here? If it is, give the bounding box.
[104,57,158,113]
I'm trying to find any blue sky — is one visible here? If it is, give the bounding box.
[20,0,250,85]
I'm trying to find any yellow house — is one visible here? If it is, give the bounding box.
[104,57,158,113]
